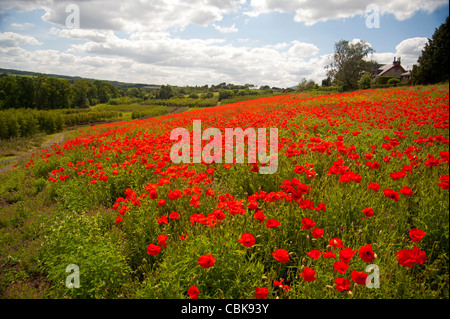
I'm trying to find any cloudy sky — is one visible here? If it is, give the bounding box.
[0,0,448,88]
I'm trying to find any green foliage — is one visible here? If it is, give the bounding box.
[412,16,449,84]
[218,90,234,101]
[39,210,132,298]
[387,78,401,86]
[126,87,142,98]
[297,78,317,92]
[0,74,124,110]
[107,97,142,105]
[131,106,168,119]
[155,85,175,100]
[358,73,372,89]
[376,76,398,85]
[326,39,376,91]
[0,108,122,139]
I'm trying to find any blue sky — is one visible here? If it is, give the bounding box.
[0,0,448,88]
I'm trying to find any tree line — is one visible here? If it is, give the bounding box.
[0,108,122,139]
[0,74,123,110]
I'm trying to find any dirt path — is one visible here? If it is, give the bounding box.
[0,132,66,175]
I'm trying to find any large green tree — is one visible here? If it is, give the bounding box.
[412,16,449,85]
[326,40,376,91]
[0,76,19,109]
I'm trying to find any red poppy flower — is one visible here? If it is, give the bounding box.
[266,218,281,228]
[339,247,356,263]
[247,200,258,210]
[156,215,169,225]
[168,189,182,200]
[169,212,179,219]
[437,175,449,189]
[399,186,414,197]
[158,234,168,248]
[409,228,426,243]
[351,271,368,285]
[329,238,344,249]
[307,249,321,260]
[212,209,226,221]
[383,189,400,202]
[312,228,324,238]
[272,249,290,263]
[180,234,188,241]
[273,278,291,292]
[333,261,349,274]
[362,207,374,217]
[395,246,427,268]
[254,287,269,299]
[157,199,166,206]
[301,218,315,230]
[323,250,337,259]
[300,267,316,281]
[335,278,351,292]
[367,182,380,192]
[358,244,375,262]
[115,216,122,223]
[238,233,256,248]
[253,210,266,224]
[187,285,199,299]
[198,254,216,269]
[147,243,161,256]
[390,171,407,181]
[339,170,362,183]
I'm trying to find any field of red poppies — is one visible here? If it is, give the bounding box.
[1,85,448,299]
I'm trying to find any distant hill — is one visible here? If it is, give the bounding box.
[0,67,160,90]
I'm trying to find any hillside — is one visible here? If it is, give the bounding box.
[0,67,160,90]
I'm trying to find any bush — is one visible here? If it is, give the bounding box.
[387,78,401,86]
[358,73,372,90]
[218,90,234,101]
[39,210,132,298]
[376,76,398,85]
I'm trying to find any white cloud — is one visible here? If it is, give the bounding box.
[0,0,246,32]
[62,31,325,86]
[10,22,35,28]
[58,29,116,43]
[0,29,327,87]
[245,0,448,25]
[212,23,238,33]
[373,37,428,70]
[287,41,320,57]
[0,32,42,47]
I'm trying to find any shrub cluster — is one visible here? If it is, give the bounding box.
[0,108,122,139]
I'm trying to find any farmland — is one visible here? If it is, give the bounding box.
[0,85,448,299]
